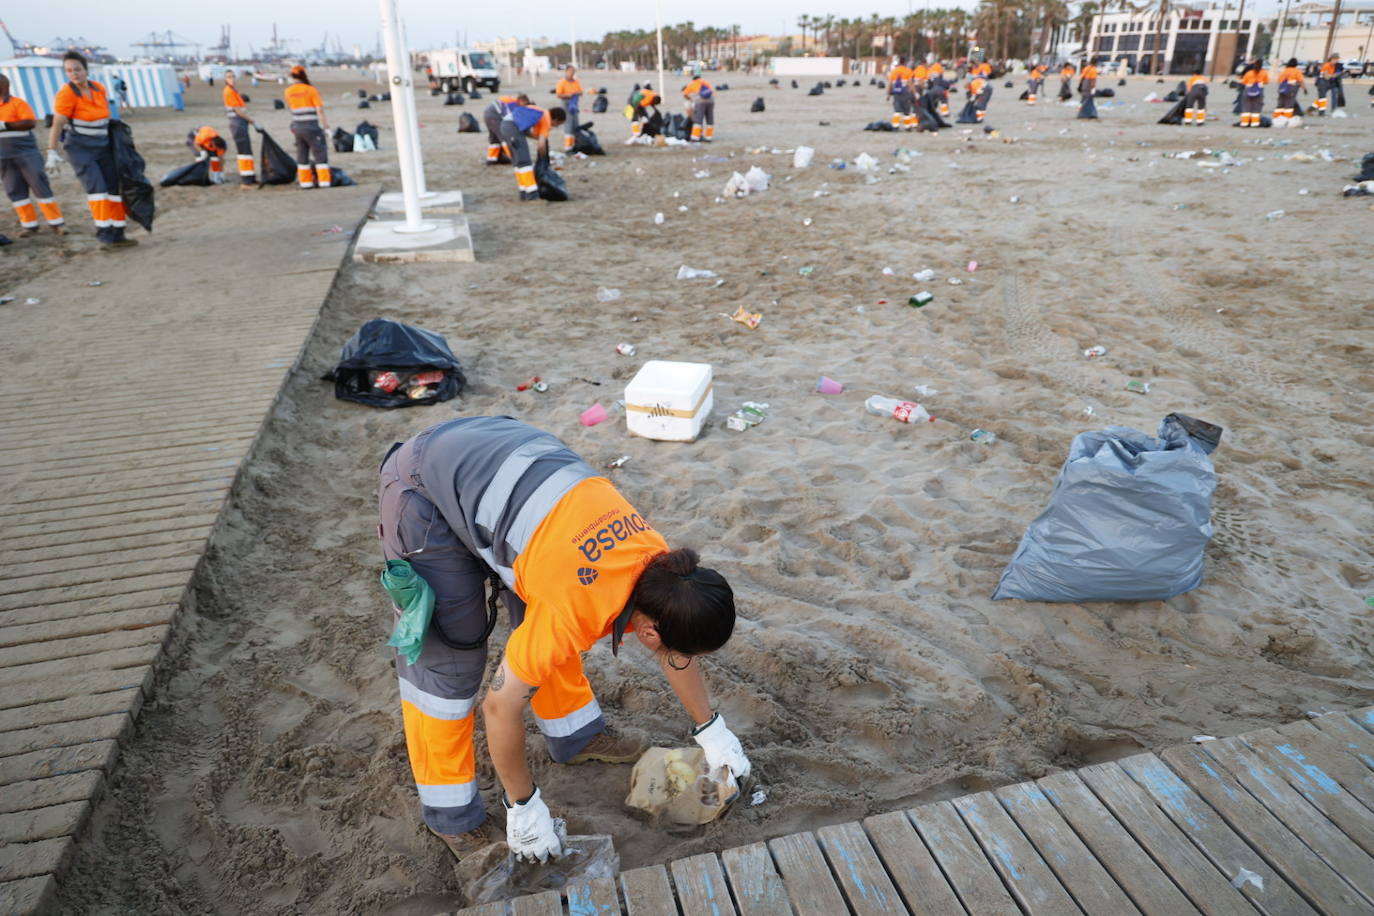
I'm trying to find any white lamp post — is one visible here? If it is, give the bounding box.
[379,0,434,233]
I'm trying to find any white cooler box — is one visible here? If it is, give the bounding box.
[624,360,714,442]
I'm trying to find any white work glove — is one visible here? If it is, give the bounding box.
[504,787,565,863]
[45,149,64,177]
[693,713,752,781]
[210,169,224,184]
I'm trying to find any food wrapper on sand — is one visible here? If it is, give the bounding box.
[461,827,619,906]
[626,747,739,825]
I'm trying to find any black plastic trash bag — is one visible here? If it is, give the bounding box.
[355,122,379,147]
[750,97,765,112]
[571,122,604,155]
[274,98,285,109]
[358,100,371,109]
[324,318,466,408]
[330,166,356,187]
[357,88,368,98]
[160,158,212,187]
[1158,96,1186,124]
[592,95,608,113]
[992,414,1223,603]
[808,84,824,96]
[333,127,355,152]
[863,120,896,131]
[535,155,568,201]
[258,130,298,185]
[1353,152,1374,181]
[444,92,464,105]
[458,112,479,132]
[467,90,481,100]
[110,122,154,231]
[1094,88,1115,98]
[791,80,799,89]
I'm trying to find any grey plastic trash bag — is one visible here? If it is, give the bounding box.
[992,414,1223,602]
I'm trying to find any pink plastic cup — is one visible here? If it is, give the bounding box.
[816,375,844,394]
[580,403,610,426]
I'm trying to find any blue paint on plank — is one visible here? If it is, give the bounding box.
[962,807,1024,882]
[1358,710,1374,727]
[1196,756,1239,800]
[702,869,723,916]
[1274,743,1342,796]
[567,883,610,916]
[1132,760,1203,832]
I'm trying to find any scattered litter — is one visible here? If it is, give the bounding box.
[615,343,637,357]
[605,455,631,469]
[1298,188,1309,196]
[726,401,769,431]
[595,287,621,302]
[1125,380,1151,394]
[0,296,14,305]
[912,385,940,397]
[948,278,964,286]
[678,205,689,212]
[1192,735,1218,743]
[580,403,611,427]
[865,395,933,424]
[802,217,813,226]
[967,261,979,273]
[792,146,815,168]
[744,166,771,192]
[654,212,665,225]
[798,266,815,277]
[1083,345,1108,358]
[816,375,843,394]
[86,280,103,287]
[693,169,711,178]
[23,297,40,305]
[813,189,831,197]
[723,172,750,197]
[516,376,543,391]
[312,224,345,235]
[750,789,768,806]
[908,291,933,308]
[1082,406,1095,416]
[729,305,762,329]
[854,153,880,172]
[627,747,739,824]
[1265,209,1285,220]
[913,268,935,282]
[465,833,617,906]
[828,159,846,170]
[1009,195,1021,203]
[677,265,718,280]
[1173,203,1188,210]
[881,267,895,276]
[1231,869,1264,892]
[970,428,998,444]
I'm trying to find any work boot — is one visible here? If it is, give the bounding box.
[565,728,648,765]
[50,224,68,236]
[428,822,496,863]
[17,227,37,238]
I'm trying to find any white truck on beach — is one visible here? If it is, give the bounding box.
[426,48,500,93]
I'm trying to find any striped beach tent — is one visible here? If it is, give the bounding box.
[100,63,183,111]
[0,57,68,119]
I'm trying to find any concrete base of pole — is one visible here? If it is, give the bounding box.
[353,217,474,263]
[376,189,465,214]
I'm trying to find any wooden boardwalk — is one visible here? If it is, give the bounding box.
[454,707,1374,916]
[0,186,377,914]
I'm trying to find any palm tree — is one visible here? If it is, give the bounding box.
[797,15,811,52]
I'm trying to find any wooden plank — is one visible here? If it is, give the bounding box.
[815,821,905,915]
[0,624,168,669]
[1241,728,1374,855]
[0,799,90,844]
[454,902,508,916]
[1348,706,1374,736]
[0,555,201,601]
[719,841,792,916]
[1036,770,1198,914]
[671,852,739,916]
[0,689,140,737]
[510,890,561,916]
[0,667,150,711]
[0,874,56,916]
[0,587,186,629]
[861,810,965,916]
[1079,762,1254,916]
[1197,737,1374,900]
[0,771,103,816]
[0,604,178,652]
[620,864,676,916]
[0,713,130,758]
[1309,713,1374,770]
[1270,720,1374,810]
[1160,744,1369,915]
[995,781,1140,915]
[0,836,69,881]
[0,739,119,787]
[0,573,194,614]
[951,791,1078,915]
[1118,753,1317,916]
[566,875,623,916]
[908,801,1020,916]
[766,831,848,916]
[0,643,162,689]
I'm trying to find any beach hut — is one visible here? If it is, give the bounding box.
[0,57,69,119]
[100,63,183,111]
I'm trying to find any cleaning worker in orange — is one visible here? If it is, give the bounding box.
[45,51,133,248]
[0,75,65,236]
[626,83,659,144]
[1025,64,1046,105]
[681,67,715,141]
[554,65,586,152]
[497,97,565,201]
[482,93,524,164]
[1238,59,1269,128]
[1273,58,1304,124]
[1058,61,1076,101]
[377,417,750,863]
[284,65,330,188]
[1078,58,1100,119]
[1182,70,1209,125]
[886,56,915,130]
[1314,54,1341,115]
[222,69,257,187]
[929,61,950,118]
[186,126,228,183]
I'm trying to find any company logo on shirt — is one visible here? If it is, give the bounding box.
[576,566,599,585]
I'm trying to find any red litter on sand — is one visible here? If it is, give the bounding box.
[516,376,542,391]
[373,371,402,393]
[967,261,978,273]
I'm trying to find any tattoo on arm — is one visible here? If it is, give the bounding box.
[491,666,506,691]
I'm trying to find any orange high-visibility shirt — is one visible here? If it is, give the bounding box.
[1320,61,1336,77]
[1277,66,1304,86]
[913,64,929,81]
[0,95,37,125]
[1241,69,1269,87]
[1061,64,1076,77]
[969,77,986,94]
[1082,65,1099,80]
[1187,74,1208,88]
[974,63,991,77]
[929,63,944,76]
[193,125,222,151]
[284,82,324,116]
[505,477,669,687]
[527,107,553,139]
[53,80,111,122]
[555,78,583,98]
[682,77,713,98]
[223,85,246,110]
[887,65,913,87]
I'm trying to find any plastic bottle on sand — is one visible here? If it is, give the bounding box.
[864,395,933,424]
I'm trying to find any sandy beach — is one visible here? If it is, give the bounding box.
[25,69,1374,913]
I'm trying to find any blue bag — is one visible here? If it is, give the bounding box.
[992,414,1222,602]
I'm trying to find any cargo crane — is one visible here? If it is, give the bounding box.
[0,19,38,57]
[207,25,231,62]
[258,23,295,62]
[132,30,201,62]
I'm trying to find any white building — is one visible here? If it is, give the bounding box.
[1270,2,1374,64]
[1087,4,1262,75]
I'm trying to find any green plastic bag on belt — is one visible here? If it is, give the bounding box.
[381,559,434,665]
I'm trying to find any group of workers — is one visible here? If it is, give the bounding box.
[1174,53,1346,127]
[883,56,1101,127]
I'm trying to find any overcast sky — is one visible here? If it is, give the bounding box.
[10,0,1286,59]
